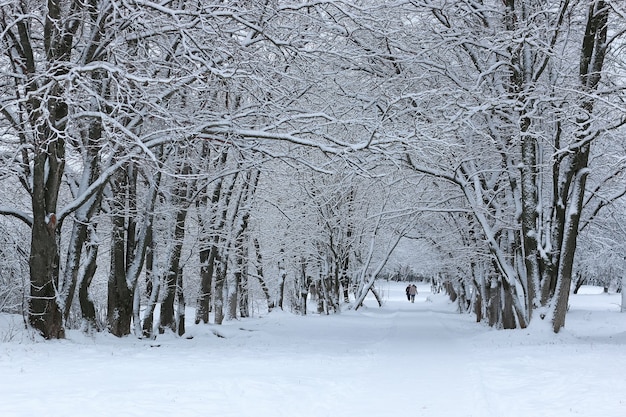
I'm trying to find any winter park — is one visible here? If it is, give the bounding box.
[1,1,626,416]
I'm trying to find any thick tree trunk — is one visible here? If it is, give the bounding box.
[111,166,138,336]
[29,217,64,339]
[21,0,80,340]
[552,152,590,332]
[552,1,608,332]
[29,143,66,339]
[108,208,133,337]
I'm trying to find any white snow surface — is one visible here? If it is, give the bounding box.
[1,282,626,417]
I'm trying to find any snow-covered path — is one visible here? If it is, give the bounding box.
[1,282,626,417]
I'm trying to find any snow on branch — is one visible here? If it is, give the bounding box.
[0,207,33,227]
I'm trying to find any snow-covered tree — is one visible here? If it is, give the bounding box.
[396,0,625,330]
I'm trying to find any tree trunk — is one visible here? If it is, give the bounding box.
[59,102,104,323]
[253,238,274,312]
[238,246,250,318]
[142,229,158,338]
[29,215,64,339]
[226,274,239,321]
[78,230,99,332]
[108,206,133,337]
[214,259,227,325]
[294,258,308,315]
[552,1,608,332]
[19,0,81,340]
[278,251,287,310]
[160,203,189,334]
[29,141,65,339]
[195,243,215,324]
[369,285,383,307]
[175,271,186,337]
[474,289,483,323]
[315,278,325,314]
[621,273,626,313]
[107,168,134,337]
[552,152,590,332]
[61,221,89,321]
[195,152,232,324]
[160,159,193,334]
[107,164,157,337]
[487,279,500,328]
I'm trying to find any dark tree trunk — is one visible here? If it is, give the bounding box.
[23,0,81,340]
[195,151,230,324]
[487,279,501,328]
[573,272,584,295]
[294,258,308,315]
[278,250,286,310]
[160,204,189,334]
[160,159,193,334]
[444,281,458,302]
[175,271,186,336]
[108,208,133,337]
[142,228,158,338]
[238,244,250,318]
[315,278,325,314]
[29,134,66,339]
[214,259,227,325]
[29,218,64,339]
[107,167,137,337]
[78,231,99,331]
[233,235,250,319]
[474,289,483,323]
[233,170,257,319]
[253,238,274,312]
[195,243,215,324]
[502,287,517,329]
[552,1,608,332]
[369,285,383,307]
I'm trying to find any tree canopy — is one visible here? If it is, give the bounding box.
[0,0,624,338]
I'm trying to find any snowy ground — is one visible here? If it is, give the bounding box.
[1,282,625,417]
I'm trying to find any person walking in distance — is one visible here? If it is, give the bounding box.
[405,284,411,301]
[408,284,418,303]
